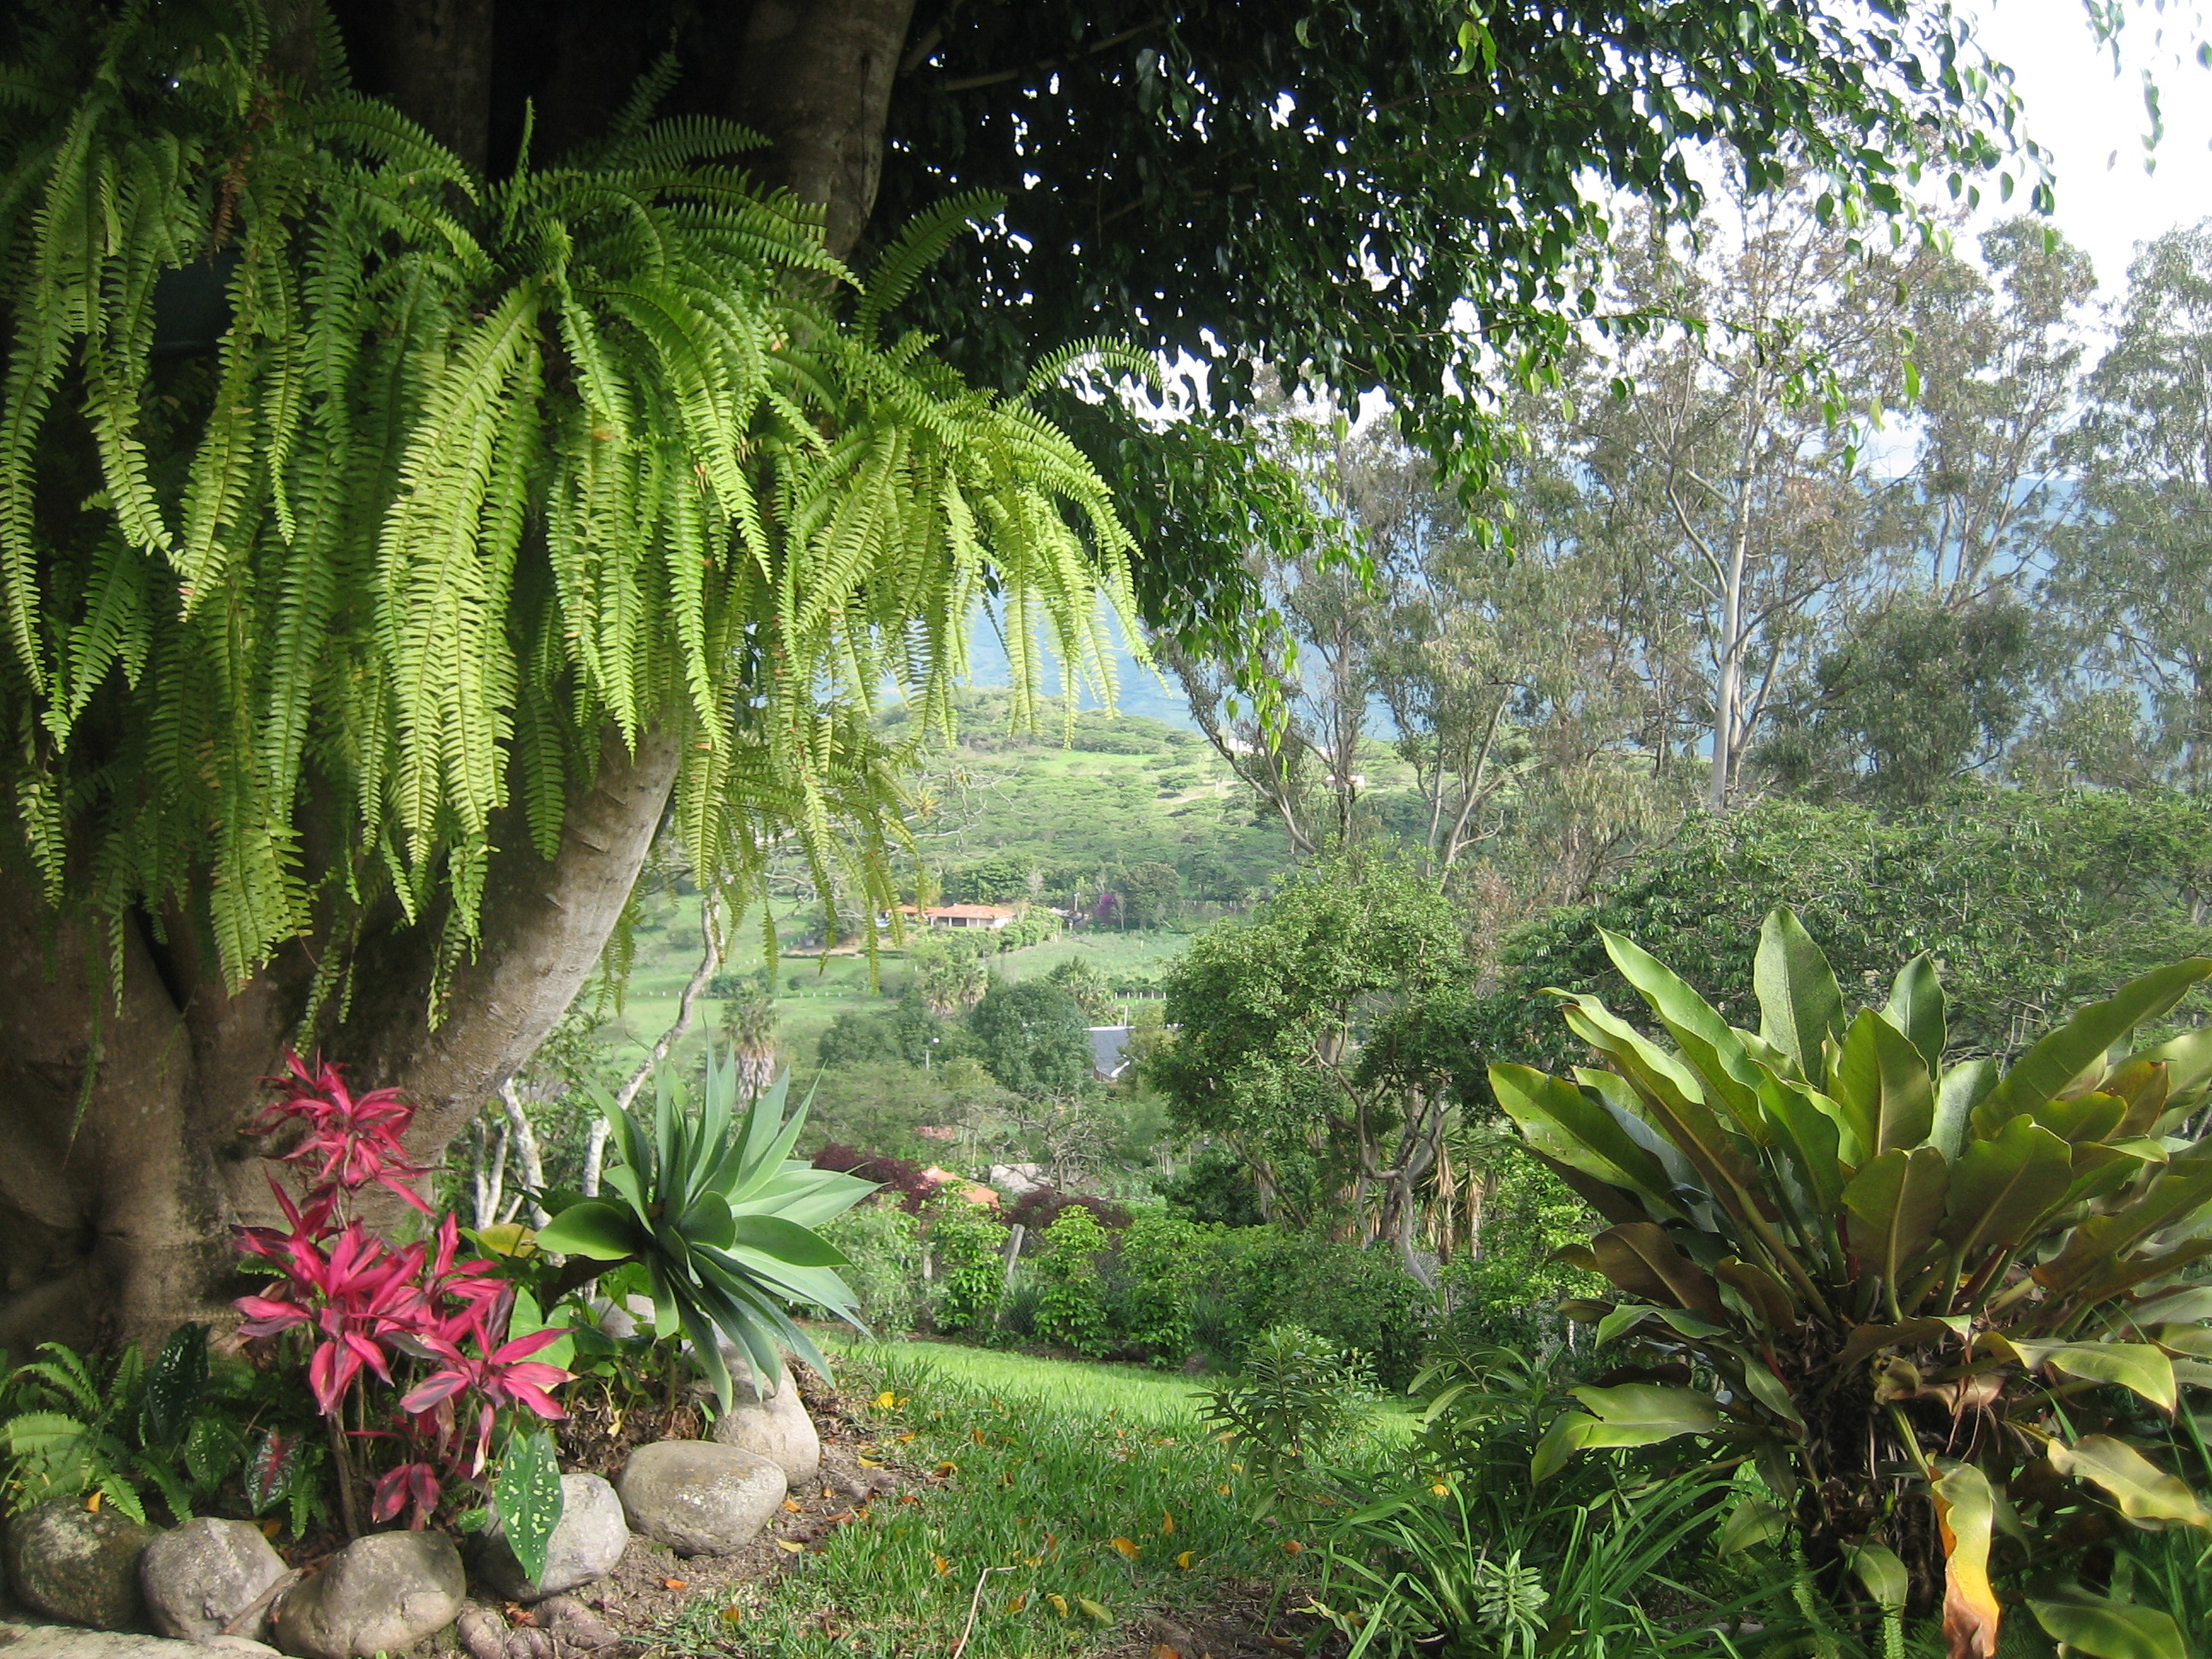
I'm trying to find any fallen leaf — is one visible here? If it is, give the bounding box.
[1078,1598,1113,1623]
[1430,1481,1449,1496]
[1155,1646,1184,1659]
[934,1461,958,1476]
[857,1457,882,1468]
[84,1492,101,1513]
[1284,1540,1305,1555]
[874,1390,902,1409]
[661,1579,689,1591]
[899,1493,919,1505]
[1216,1485,1231,1496]
[932,1554,951,1575]
[1049,1594,1071,1618]
[1110,1536,1140,1559]
[720,1608,743,1626]
[970,1427,986,1445]
[783,1499,801,1512]
[1006,1592,1028,1613]
[822,1487,835,1499]
[777,1540,806,1555]
[1266,1639,1301,1655]
[1177,1550,1194,1570]
[895,1431,916,1442]
[1161,1510,1175,1534]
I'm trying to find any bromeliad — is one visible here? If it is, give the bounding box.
[1494,912,2212,1659]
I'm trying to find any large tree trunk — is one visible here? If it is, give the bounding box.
[0,0,918,1352]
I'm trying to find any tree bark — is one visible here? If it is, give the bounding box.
[0,0,922,1351]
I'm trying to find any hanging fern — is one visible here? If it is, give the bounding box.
[0,3,1139,997]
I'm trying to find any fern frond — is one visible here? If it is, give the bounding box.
[857,189,1004,341]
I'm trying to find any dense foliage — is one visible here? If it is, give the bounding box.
[0,4,1137,989]
[1496,912,2212,1659]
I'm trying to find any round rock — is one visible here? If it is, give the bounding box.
[708,1351,821,1487]
[140,1516,289,1642]
[5,1498,156,1631]
[272,1529,463,1659]
[469,1471,630,1602]
[616,1441,784,1557]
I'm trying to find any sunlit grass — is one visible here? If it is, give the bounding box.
[656,1341,1380,1656]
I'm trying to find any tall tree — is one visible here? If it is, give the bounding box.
[2046,220,2212,791]
[0,0,2036,1348]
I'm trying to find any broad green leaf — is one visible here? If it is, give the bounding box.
[1755,909,1844,1080]
[1592,1222,1728,1323]
[1834,1010,1936,1155]
[1941,1115,2071,1268]
[2029,1598,2192,1659]
[1715,1259,1798,1329]
[1717,1498,1786,1554]
[1846,1540,1909,1612]
[1932,1058,1997,1161]
[2005,1342,2177,1413]
[1567,1383,1721,1437]
[1930,1463,2001,1659]
[1980,959,2212,1129]
[1758,1074,1851,1207]
[2033,1092,2127,1146]
[507,1289,573,1373]
[1736,1358,1803,1426]
[2128,1027,2212,1114]
[2045,1435,2208,1527]
[534,1198,650,1261]
[2035,1145,2212,1298]
[1603,928,1764,1129]
[1491,1063,1677,1207]
[1884,955,1946,1075]
[1845,1147,1951,1292]
[678,1191,738,1251]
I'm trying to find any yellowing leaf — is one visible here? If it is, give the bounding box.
[1049,1594,1070,1618]
[970,1427,985,1444]
[874,1390,902,1409]
[1078,1598,1112,1622]
[895,1431,916,1442]
[1176,1550,1194,1570]
[932,1554,950,1575]
[2047,1435,2210,1528]
[720,1607,743,1625]
[1933,1462,2002,1659]
[1161,1510,1174,1534]
[1284,1539,1305,1555]
[1110,1536,1140,1558]
[1430,1481,1449,1497]
[783,1499,801,1512]
[777,1540,806,1554]
[1006,1592,1027,1613]
[857,1457,882,1468]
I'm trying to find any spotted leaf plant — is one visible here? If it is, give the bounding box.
[1493,910,2212,1659]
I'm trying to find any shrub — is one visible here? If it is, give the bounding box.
[1003,1185,1129,1237]
[1110,1209,1208,1362]
[1033,1207,1115,1356]
[1224,1231,1436,1390]
[1155,1149,1266,1226]
[818,1206,926,1336]
[1496,908,2212,1655]
[1199,1323,1372,1494]
[924,1196,1010,1336]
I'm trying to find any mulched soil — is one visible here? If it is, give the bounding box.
[422,1372,924,1658]
[1099,1582,1339,1659]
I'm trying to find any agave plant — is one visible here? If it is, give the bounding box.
[533,1057,872,1408]
[1493,911,2212,1659]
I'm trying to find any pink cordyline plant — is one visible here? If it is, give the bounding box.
[233,1054,568,1529]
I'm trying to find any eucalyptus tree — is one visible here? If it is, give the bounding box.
[0,0,2042,1348]
[2046,220,2212,791]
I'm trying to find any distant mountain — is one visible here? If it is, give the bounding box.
[960,611,1196,729]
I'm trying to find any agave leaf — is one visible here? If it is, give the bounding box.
[1835,1010,1936,1155]
[1931,1461,2002,1659]
[728,1213,849,1266]
[534,1197,650,1261]
[1491,1063,1678,1208]
[1754,909,1844,1081]
[1592,1222,1728,1322]
[2044,1434,2208,1527]
[1941,1115,2072,1270]
[1845,1147,1951,1297]
[1885,955,1946,1075]
[678,1190,737,1251]
[2029,1598,2192,1659]
[1978,959,2212,1131]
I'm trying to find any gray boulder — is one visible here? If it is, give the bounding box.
[616,1441,783,1557]
[0,1627,277,1655]
[469,1472,629,1602]
[5,1499,155,1632]
[271,1531,463,1659]
[139,1517,289,1642]
[707,1351,820,1487]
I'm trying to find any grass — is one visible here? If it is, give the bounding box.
[656,1341,1368,1657]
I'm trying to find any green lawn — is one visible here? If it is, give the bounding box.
[659,1341,1406,1656]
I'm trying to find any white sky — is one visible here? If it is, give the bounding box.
[1962,0,2212,294]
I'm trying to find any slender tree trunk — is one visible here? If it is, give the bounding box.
[0,0,921,1350]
